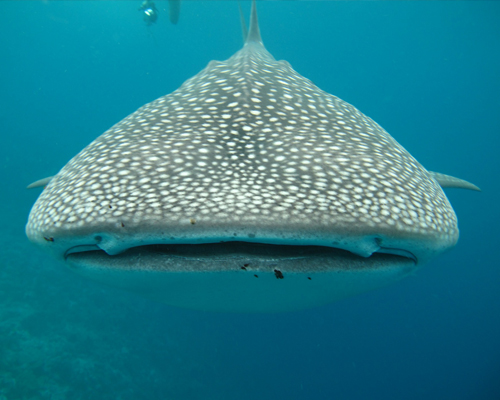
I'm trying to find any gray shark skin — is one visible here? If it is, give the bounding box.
[26,2,475,312]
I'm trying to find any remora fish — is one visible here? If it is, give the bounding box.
[26,2,479,312]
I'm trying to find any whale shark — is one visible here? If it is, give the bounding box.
[26,1,479,312]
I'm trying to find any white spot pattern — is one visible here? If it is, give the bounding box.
[27,42,458,249]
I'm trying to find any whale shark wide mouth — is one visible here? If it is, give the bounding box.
[64,241,417,272]
[62,241,418,312]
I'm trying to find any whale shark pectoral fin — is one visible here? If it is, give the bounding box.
[27,176,54,190]
[429,171,481,192]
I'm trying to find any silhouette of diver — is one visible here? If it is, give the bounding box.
[139,0,159,26]
[168,0,181,24]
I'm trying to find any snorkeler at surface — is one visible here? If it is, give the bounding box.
[168,0,181,24]
[139,0,159,26]
[139,0,180,26]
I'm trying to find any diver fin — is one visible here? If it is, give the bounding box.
[27,176,54,189]
[245,0,262,45]
[429,171,481,192]
[168,0,181,24]
[239,2,248,43]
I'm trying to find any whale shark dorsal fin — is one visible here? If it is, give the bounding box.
[245,0,262,45]
[27,176,54,190]
[429,171,481,192]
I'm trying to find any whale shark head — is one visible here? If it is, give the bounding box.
[26,2,470,312]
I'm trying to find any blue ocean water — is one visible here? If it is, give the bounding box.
[1,1,499,399]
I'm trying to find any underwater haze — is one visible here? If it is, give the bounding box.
[1,1,499,399]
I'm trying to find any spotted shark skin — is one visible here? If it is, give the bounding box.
[26,2,471,312]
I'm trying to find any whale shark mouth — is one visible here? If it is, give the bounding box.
[63,241,417,312]
[65,241,417,272]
